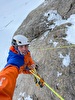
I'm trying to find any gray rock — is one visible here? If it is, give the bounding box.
[13,0,75,100]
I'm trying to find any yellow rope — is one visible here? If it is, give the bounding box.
[31,44,75,51]
[29,44,75,100]
[30,70,64,100]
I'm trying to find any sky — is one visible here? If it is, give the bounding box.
[0,0,44,71]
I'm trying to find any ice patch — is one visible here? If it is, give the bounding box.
[59,53,70,67]
[57,72,62,77]
[18,92,32,100]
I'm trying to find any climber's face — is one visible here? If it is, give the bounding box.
[18,45,29,55]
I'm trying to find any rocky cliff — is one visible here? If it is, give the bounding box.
[13,0,75,100]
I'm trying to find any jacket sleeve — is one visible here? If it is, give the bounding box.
[19,51,35,74]
[29,57,35,65]
[28,51,35,65]
[0,65,19,100]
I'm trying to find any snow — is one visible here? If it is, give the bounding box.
[57,72,62,77]
[63,14,75,44]
[59,53,70,67]
[18,92,32,100]
[53,42,58,47]
[44,10,62,21]
[49,39,58,47]
[44,10,75,44]
[0,0,44,70]
[40,31,49,40]
[25,96,32,100]
[65,24,75,44]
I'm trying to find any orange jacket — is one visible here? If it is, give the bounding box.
[10,46,35,74]
[0,46,35,100]
[0,65,19,100]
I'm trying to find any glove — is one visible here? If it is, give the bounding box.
[5,50,24,69]
[29,64,36,71]
[25,66,30,71]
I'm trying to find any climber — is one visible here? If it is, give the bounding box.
[0,35,43,100]
[11,35,36,74]
[0,44,24,100]
[11,35,44,88]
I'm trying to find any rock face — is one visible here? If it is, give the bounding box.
[13,0,75,100]
[14,0,75,41]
